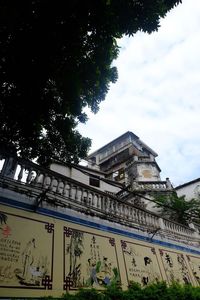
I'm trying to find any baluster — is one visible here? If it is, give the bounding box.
[103,197,107,212]
[99,195,103,210]
[105,198,108,212]
[108,198,111,213]
[109,199,112,213]
[88,192,92,206]
[70,185,77,200]
[113,201,116,215]
[146,213,150,226]
[109,199,113,213]
[132,208,136,221]
[139,211,143,223]
[112,199,115,214]
[143,212,147,225]
[93,194,97,207]
[56,178,60,193]
[136,210,140,223]
[121,204,125,218]
[153,216,157,227]
[76,187,82,202]
[42,173,47,188]
[26,168,33,184]
[18,165,24,182]
[117,203,121,217]
[63,182,71,198]
[49,176,55,191]
[126,205,130,219]
[100,196,104,211]
[91,193,94,206]
[56,179,63,194]
[150,214,154,227]
[33,170,41,184]
[124,205,127,219]
[1,157,17,179]
[74,185,79,200]
[96,195,100,209]
[129,207,133,221]
[44,175,51,189]
[82,190,88,205]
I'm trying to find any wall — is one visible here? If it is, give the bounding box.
[176,180,200,200]
[1,202,200,298]
[137,163,160,181]
[50,163,120,194]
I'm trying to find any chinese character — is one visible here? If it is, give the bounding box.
[2,225,11,238]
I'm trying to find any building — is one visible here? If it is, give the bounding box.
[87,131,161,184]
[1,133,200,298]
[87,132,173,209]
[176,178,200,200]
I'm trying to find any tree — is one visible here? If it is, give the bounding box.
[0,0,182,164]
[153,192,200,225]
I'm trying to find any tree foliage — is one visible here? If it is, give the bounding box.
[153,192,200,225]
[0,0,182,164]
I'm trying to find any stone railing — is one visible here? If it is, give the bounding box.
[0,155,199,242]
[131,180,172,191]
[116,180,172,200]
[161,218,194,236]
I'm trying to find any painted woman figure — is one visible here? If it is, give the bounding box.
[21,238,36,281]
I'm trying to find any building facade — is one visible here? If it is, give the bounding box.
[0,133,200,297]
[176,178,200,200]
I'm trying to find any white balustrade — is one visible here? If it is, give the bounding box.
[0,155,199,240]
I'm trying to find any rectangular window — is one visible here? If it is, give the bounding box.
[89,176,100,188]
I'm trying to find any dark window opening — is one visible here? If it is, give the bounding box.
[113,168,125,181]
[89,177,100,187]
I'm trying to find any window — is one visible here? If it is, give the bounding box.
[113,168,125,181]
[89,176,100,188]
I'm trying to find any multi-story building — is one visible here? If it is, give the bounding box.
[87,131,161,183]
[87,131,173,209]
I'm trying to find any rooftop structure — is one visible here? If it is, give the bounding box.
[87,131,161,185]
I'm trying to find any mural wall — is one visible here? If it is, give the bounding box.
[121,240,163,285]
[0,212,54,290]
[0,204,200,297]
[159,249,192,284]
[64,228,120,290]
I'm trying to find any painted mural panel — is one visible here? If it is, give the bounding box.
[187,255,200,285]
[121,240,162,286]
[159,249,191,284]
[0,211,54,289]
[63,227,120,290]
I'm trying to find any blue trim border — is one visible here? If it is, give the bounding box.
[1,196,200,255]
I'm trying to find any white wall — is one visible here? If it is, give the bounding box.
[176,180,200,200]
[50,163,121,194]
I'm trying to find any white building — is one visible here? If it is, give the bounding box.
[176,178,200,200]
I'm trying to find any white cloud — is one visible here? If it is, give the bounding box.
[78,0,200,186]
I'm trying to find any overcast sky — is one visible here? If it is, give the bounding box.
[78,0,200,187]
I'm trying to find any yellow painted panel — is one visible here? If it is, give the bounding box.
[186,255,200,285]
[121,240,163,285]
[0,211,54,289]
[63,227,120,290]
[159,249,192,284]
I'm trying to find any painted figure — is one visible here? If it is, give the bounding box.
[22,238,36,280]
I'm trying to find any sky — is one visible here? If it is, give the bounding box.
[78,0,200,187]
